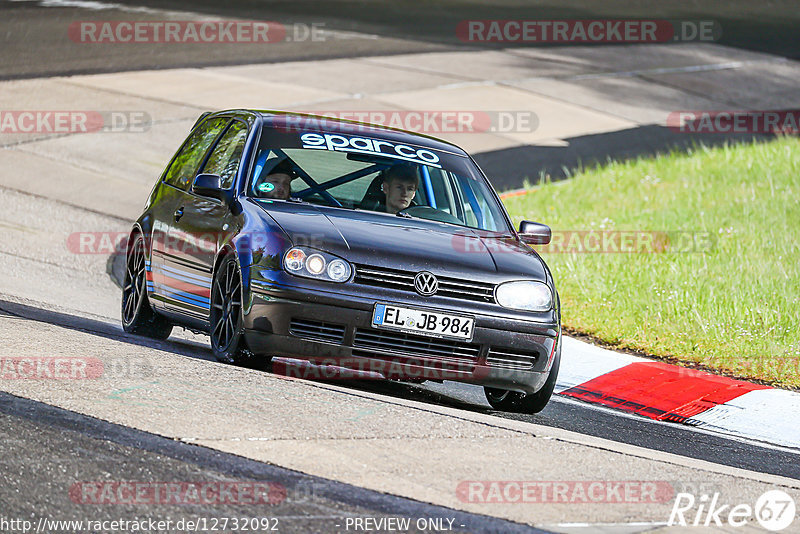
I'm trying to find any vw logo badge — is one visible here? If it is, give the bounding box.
[414,271,438,296]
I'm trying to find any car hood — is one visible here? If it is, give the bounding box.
[252,200,547,282]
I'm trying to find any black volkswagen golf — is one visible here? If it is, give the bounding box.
[122,110,561,413]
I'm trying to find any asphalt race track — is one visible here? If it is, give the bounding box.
[1,1,799,533]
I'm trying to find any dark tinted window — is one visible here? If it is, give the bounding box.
[163,117,228,190]
[202,121,248,189]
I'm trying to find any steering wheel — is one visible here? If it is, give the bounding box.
[397,205,463,225]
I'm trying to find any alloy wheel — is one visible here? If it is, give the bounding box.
[211,259,242,351]
[122,236,145,325]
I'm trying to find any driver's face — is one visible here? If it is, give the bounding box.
[383,179,417,214]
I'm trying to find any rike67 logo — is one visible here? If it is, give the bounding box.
[669,490,796,531]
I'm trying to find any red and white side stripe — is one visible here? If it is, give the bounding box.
[555,336,800,448]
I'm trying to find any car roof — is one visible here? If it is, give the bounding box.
[250,110,470,157]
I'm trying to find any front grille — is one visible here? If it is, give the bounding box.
[353,328,481,379]
[354,328,480,360]
[353,328,480,373]
[354,265,495,303]
[289,318,346,343]
[485,347,540,370]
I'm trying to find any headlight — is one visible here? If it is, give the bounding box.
[327,259,350,282]
[282,247,352,283]
[306,254,326,275]
[495,281,552,312]
[284,248,306,272]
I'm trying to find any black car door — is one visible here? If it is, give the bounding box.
[149,116,229,315]
[166,119,250,322]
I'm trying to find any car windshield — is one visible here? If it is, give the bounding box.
[246,129,511,233]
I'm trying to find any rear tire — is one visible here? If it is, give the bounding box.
[484,336,561,414]
[121,233,173,340]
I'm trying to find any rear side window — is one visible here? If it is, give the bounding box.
[202,120,248,189]
[163,117,228,190]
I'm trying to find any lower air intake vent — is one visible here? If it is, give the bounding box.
[289,319,346,344]
[486,347,539,370]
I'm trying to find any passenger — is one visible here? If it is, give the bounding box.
[261,171,292,200]
[257,161,294,200]
[380,164,419,214]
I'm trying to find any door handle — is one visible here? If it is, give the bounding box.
[174,207,184,222]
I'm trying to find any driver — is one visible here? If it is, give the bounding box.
[380,164,419,214]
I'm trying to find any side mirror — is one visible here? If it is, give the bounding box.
[518,220,551,245]
[192,174,242,214]
[191,174,225,200]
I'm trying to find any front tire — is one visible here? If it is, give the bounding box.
[121,233,173,340]
[210,255,253,365]
[484,336,561,414]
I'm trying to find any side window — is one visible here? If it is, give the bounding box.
[202,121,248,189]
[427,168,458,215]
[457,173,497,231]
[163,117,228,190]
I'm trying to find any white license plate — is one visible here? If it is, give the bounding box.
[371,304,474,341]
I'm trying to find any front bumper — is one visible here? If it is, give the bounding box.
[244,278,559,394]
